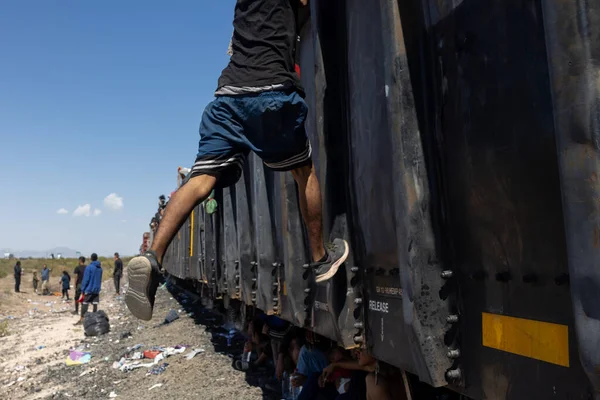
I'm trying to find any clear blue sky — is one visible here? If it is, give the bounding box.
[0,0,236,256]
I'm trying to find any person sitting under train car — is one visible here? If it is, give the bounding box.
[296,346,360,400]
[287,329,329,388]
[253,312,293,378]
[321,350,408,400]
[124,0,350,322]
[237,316,274,371]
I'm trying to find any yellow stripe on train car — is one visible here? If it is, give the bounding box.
[481,312,569,367]
[190,211,194,257]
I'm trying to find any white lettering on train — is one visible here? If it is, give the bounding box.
[369,300,389,314]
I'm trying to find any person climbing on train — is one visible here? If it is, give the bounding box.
[124,0,349,321]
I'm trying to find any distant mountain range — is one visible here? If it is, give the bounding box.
[1,247,80,259]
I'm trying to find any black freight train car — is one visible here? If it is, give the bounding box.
[150,0,600,398]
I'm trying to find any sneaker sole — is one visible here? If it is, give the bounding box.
[125,257,154,321]
[315,239,350,283]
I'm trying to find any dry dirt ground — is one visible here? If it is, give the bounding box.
[0,274,270,400]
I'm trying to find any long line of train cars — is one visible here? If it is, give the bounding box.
[143,0,600,398]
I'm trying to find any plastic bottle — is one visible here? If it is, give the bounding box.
[290,372,302,400]
[282,371,290,400]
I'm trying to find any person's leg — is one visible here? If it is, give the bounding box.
[74,288,81,313]
[291,163,326,262]
[297,373,321,400]
[75,300,89,325]
[116,275,121,294]
[252,91,349,283]
[125,96,247,321]
[365,373,400,400]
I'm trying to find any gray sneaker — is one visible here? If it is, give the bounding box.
[125,251,162,321]
[313,238,350,283]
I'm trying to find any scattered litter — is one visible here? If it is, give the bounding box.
[149,383,163,391]
[17,377,25,382]
[147,363,168,375]
[185,348,205,360]
[109,391,118,398]
[119,331,132,339]
[216,378,225,381]
[143,350,161,359]
[84,311,110,337]
[79,367,96,377]
[162,310,179,325]
[35,345,45,350]
[4,381,15,388]
[64,393,72,397]
[66,350,91,366]
[113,380,122,385]
[15,365,25,371]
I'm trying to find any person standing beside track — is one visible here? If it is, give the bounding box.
[14,261,22,293]
[41,264,50,295]
[74,253,102,326]
[113,252,123,295]
[73,256,87,314]
[125,0,350,321]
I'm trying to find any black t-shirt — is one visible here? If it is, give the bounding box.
[217,0,303,94]
[114,258,123,276]
[74,264,87,286]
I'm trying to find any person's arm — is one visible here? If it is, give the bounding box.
[81,268,90,294]
[320,359,375,384]
[300,0,308,6]
[276,353,285,380]
[291,373,307,388]
[254,352,269,367]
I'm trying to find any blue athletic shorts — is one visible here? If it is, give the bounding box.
[190,90,312,188]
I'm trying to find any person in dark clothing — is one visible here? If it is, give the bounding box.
[33,271,39,294]
[74,253,102,325]
[61,271,71,300]
[125,0,349,323]
[73,257,86,314]
[113,252,123,295]
[14,261,22,293]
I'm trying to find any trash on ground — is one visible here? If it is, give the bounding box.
[185,348,205,360]
[109,391,118,398]
[143,350,161,359]
[66,350,92,366]
[84,310,110,337]
[163,310,179,325]
[149,383,163,390]
[119,331,131,339]
[79,367,96,377]
[113,345,186,372]
[147,363,168,375]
